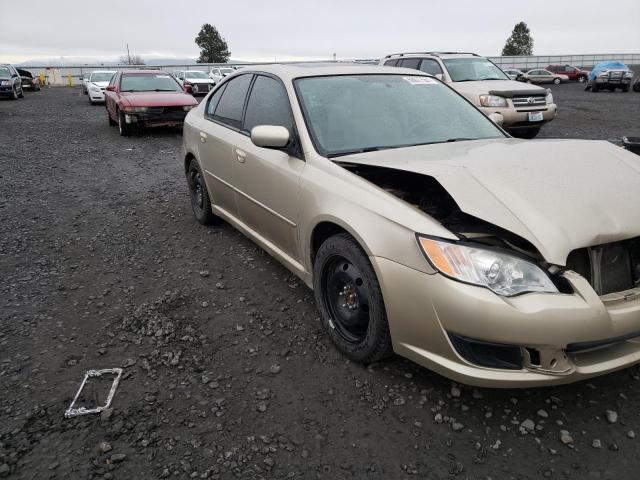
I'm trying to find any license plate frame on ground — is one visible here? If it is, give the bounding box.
[528,112,544,122]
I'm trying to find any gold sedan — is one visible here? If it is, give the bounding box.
[182,64,640,387]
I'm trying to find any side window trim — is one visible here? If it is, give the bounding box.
[204,82,228,120]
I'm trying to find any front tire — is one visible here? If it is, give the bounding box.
[118,110,132,136]
[186,160,218,225]
[313,233,392,364]
[511,127,540,139]
[553,78,561,85]
[578,76,586,83]
[17,87,24,98]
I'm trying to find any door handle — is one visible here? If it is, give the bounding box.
[235,149,247,163]
[200,131,207,143]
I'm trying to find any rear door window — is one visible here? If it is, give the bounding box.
[384,59,398,66]
[212,74,253,129]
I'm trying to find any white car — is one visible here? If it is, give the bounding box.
[209,67,235,83]
[173,70,216,96]
[85,71,116,104]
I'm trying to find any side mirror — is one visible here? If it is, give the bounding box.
[106,85,116,92]
[488,113,504,126]
[434,73,444,81]
[184,85,193,94]
[251,125,290,149]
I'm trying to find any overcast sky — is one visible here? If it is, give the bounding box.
[1,0,638,63]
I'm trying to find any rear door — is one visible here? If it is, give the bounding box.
[231,74,305,259]
[197,74,253,218]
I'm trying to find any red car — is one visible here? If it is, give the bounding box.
[105,69,198,136]
[547,64,589,83]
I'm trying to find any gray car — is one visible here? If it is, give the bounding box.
[0,64,24,99]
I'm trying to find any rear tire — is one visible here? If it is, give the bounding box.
[622,85,630,93]
[553,78,561,85]
[186,160,219,225]
[578,76,586,83]
[313,233,392,364]
[634,82,640,93]
[592,84,599,93]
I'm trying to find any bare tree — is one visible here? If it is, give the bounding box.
[119,54,146,65]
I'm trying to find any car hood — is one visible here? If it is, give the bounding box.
[92,81,110,88]
[339,138,640,265]
[119,91,197,107]
[450,79,547,100]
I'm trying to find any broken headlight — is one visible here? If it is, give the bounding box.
[417,236,558,296]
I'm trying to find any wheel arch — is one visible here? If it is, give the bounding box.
[309,218,372,268]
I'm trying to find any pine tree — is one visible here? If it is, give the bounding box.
[502,22,534,56]
[195,24,231,63]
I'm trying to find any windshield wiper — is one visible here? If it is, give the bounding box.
[326,145,401,158]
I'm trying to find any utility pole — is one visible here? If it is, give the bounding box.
[126,43,131,65]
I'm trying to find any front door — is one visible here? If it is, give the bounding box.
[232,75,305,259]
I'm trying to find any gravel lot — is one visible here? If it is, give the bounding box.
[1,83,640,480]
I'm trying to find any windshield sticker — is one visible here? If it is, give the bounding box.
[403,76,437,85]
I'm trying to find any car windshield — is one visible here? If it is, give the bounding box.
[295,74,504,158]
[185,71,209,79]
[120,73,182,92]
[91,72,115,82]
[0,67,11,77]
[443,58,510,82]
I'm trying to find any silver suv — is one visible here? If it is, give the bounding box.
[381,52,557,139]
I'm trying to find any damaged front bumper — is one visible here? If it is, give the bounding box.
[372,256,640,387]
[123,108,189,128]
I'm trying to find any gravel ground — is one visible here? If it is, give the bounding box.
[1,83,640,480]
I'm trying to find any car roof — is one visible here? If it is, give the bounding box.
[90,70,117,73]
[383,52,480,60]
[224,63,428,81]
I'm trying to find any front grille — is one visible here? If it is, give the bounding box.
[566,237,640,295]
[512,95,547,110]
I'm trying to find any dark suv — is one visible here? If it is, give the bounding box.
[0,64,24,99]
[547,65,588,83]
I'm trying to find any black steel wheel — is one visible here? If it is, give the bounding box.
[313,233,392,363]
[186,160,218,225]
